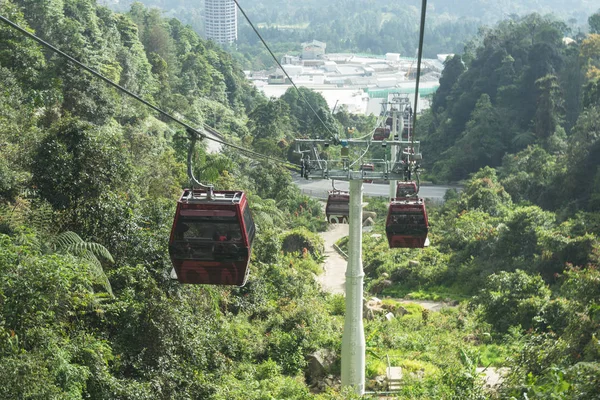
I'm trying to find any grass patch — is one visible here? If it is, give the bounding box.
[398,359,440,376]
[381,283,471,302]
[396,302,425,316]
[366,356,387,377]
[479,343,510,367]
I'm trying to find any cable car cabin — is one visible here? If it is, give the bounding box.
[373,127,391,141]
[360,163,375,183]
[326,190,350,223]
[386,199,429,248]
[396,182,417,198]
[169,189,256,286]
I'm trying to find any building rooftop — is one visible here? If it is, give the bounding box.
[301,40,327,49]
[250,50,443,115]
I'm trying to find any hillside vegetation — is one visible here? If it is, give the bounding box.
[1,0,600,399]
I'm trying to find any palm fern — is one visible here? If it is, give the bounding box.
[250,197,285,230]
[512,131,536,148]
[51,231,114,296]
[0,197,28,232]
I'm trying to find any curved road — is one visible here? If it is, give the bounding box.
[294,178,460,202]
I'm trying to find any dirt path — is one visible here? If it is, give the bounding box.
[396,299,455,311]
[476,367,510,388]
[316,225,456,315]
[317,224,349,295]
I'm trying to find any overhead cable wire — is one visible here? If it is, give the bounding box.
[232,0,338,141]
[349,104,392,166]
[412,0,428,148]
[354,112,387,140]
[348,143,371,168]
[0,14,299,171]
[349,111,392,168]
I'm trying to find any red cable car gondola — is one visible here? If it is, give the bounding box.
[385,198,429,248]
[360,163,375,183]
[326,189,349,224]
[373,127,390,141]
[169,189,255,286]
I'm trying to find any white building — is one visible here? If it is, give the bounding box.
[251,50,443,116]
[302,40,327,60]
[205,0,237,45]
[386,53,401,62]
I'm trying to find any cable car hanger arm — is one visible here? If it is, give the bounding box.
[186,129,213,197]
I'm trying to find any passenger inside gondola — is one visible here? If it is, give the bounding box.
[388,213,428,235]
[170,220,245,261]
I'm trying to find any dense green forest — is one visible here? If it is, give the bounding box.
[1,0,600,398]
[419,11,600,194]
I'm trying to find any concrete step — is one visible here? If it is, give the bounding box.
[386,366,403,391]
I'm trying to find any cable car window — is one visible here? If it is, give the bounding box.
[180,209,236,217]
[174,218,243,242]
[170,217,246,262]
[327,203,349,213]
[243,205,255,244]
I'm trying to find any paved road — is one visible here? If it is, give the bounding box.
[294,178,460,202]
[318,224,348,295]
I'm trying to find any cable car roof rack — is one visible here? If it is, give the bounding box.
[181,189,244,204]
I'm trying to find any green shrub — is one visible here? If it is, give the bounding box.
[281,227,324,258]
[473,270,551,333]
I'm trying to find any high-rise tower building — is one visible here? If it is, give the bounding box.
[204,0,238,45]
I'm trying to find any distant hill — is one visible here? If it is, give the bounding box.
[100,0,598,70]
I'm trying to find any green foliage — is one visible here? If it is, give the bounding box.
[281,227,325,258]
[31,118,132,210]
[434,94,509,180]
[388,247,451,288]
[473,270,551,333]
[591,11,600,34]
[246,162,294,201]
[534,74,564,144]
[421,13,579,181]
[3,0,600,397]
[279,194,326,232]
[247,98,294,142]
[459,167,512,216]
[51,231,114,295]
[499,145,563,207]
[433,55,467,112]
[281,87,338,139]
[0,2,46,88]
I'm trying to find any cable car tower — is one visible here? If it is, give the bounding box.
[295,103,426,391]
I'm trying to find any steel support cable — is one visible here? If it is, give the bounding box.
[350,102,393,169]
[411,0,428,193]
[0,14,300,171]
[354,113,387,140]
[412,0,427,148]
[187,130,212,191]
[232,0,338,141]
[348,143,371,168]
